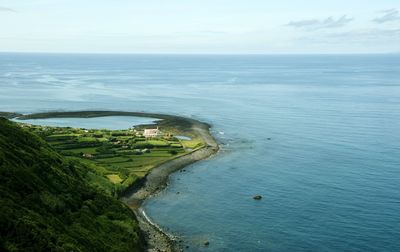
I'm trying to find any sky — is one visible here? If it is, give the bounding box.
[0,0,399,54]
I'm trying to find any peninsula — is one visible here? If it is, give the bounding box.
[0,111,219,251]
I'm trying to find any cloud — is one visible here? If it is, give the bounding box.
[287,15,353,30]
[373,9,400,23]
[0,6,16,12]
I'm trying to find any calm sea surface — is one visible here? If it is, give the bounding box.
[1,53,399,251]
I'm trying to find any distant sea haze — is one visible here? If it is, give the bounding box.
[1,53,399,251]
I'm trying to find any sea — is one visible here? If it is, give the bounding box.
[1,53,399,252]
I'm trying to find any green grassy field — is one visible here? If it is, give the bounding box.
[23,122,205,195]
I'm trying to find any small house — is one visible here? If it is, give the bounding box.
[143,127,161,138]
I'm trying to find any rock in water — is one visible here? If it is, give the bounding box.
[204,241,210,246]
[253,195,262,200]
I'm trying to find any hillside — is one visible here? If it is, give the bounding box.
[0,118,145,251]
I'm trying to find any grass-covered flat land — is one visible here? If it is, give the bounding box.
[20,119,205,196]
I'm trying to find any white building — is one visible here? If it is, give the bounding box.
[143,127,161,138]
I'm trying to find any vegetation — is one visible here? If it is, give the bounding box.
[0,118,146,251]
[21,122,204,195]
[0,111,210,251]
[0,112,22,119]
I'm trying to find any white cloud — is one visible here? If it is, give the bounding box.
[287,15,353,30]
[0,6,15,12]
[373,8,400,23]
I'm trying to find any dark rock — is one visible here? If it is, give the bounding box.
[204,241,210,246]
[176,192,180,194]
[253,195,262,200]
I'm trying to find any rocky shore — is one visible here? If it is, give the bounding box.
[120,115,219,252]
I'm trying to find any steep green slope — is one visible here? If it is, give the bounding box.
[0,118,145,251]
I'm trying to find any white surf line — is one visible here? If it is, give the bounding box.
[139,208,177,241]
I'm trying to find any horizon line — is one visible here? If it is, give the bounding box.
[0,51,398,56]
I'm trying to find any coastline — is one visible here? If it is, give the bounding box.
[121,120,219,252]
[11,110,219,252]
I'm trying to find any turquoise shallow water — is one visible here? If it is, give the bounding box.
[13,116,157,130]
[1,53,399,251]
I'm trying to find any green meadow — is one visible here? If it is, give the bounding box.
[23,123,205,196]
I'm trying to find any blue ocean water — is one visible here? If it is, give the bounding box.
[1,53,399,251]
